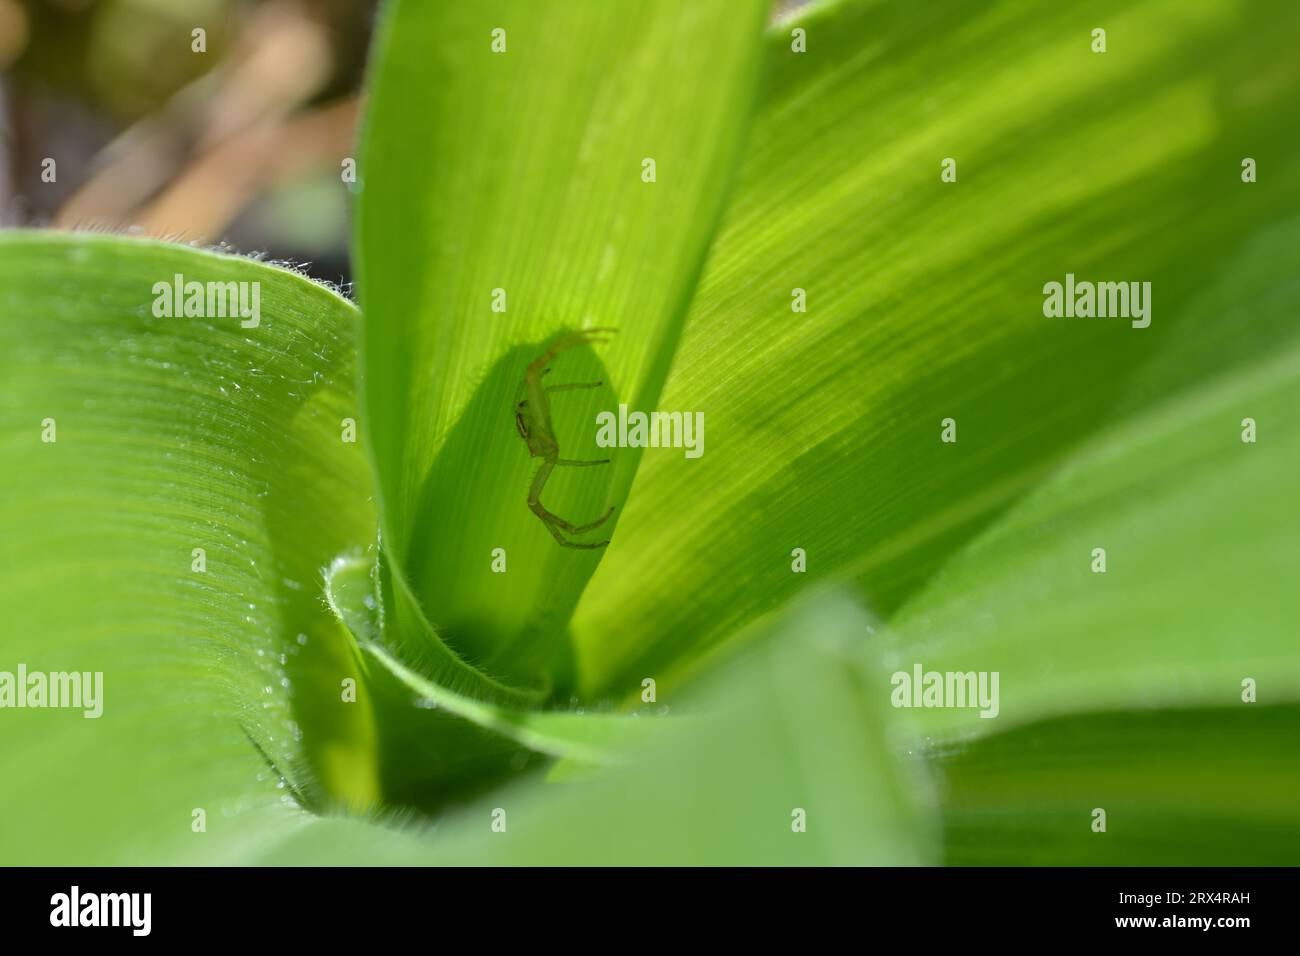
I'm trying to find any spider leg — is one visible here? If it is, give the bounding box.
[538,511,607,549]
[556,457,609,467]
[526,328,618,377]
[567,505,615,534]
[540,502,615,535]
[535,508,611,549]
[549,525,610,549]
[527,460,613,548]
[546,380,602,393]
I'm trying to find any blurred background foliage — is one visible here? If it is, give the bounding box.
[0,0,375,282]
[0,1,812,280]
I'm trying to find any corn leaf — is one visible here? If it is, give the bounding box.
[936,705,1300,865]
[570,0,1300,701]
[354,0,768,694]
[257,591,935,865]
[0,232,377,862]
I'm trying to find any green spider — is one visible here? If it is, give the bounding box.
[514,328,618,549]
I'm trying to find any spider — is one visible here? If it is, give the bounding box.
[514,328,618,549]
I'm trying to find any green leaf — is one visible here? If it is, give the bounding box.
[256,591,936,865]
[322,552,663,765]
[0,232,378,862]
[9,0,1295,869]
[360,642,659,765]
[881,331,1300,738]
[569,0,1300,698]
[354,0,768,693]
[936,705,1300,865]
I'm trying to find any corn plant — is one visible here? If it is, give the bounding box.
[1,0,1298,865]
